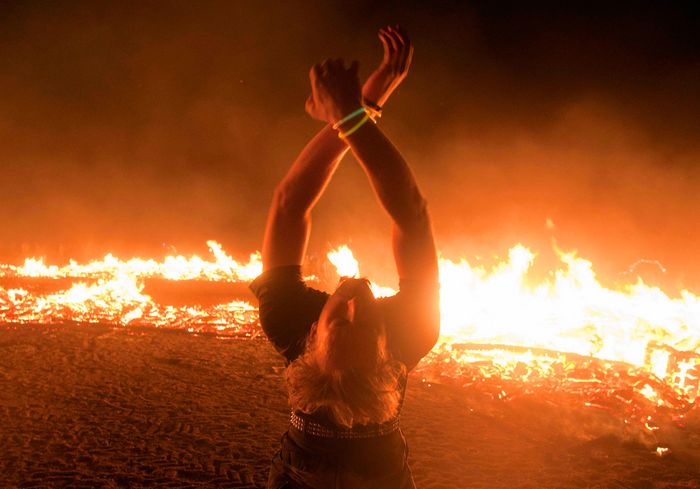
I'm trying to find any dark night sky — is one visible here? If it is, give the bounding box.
[1,1,698,291]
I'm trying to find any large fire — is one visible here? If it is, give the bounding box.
[1,240,698,444]
[0,241,262,333]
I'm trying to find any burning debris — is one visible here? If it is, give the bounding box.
[0,241,698,446]
[0,241,262,336]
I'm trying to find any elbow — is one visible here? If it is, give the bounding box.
[428,293,441,348]
[427,308,441,349]
[410,192,429,217]
[271,185,307,218]
[419,303,441,355]
[395,194,431,231]
[415,317,441,361]
[414,196,431,225]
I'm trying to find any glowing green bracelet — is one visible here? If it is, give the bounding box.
[332,107,366,130]
[338,114,370,139]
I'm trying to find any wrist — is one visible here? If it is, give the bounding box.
[362,88,389,108]
[336,111,373,140]
[330,99,363,124]
[332,107,367,131]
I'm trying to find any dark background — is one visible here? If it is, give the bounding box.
[1,1,698,291]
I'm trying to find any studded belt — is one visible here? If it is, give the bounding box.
[290,411,400,439]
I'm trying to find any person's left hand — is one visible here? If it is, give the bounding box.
[361,25,414,108]
[305,58,363,124]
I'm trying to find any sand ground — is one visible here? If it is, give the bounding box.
[1,324,699,488]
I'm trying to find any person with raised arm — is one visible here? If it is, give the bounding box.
[250,26,439,489]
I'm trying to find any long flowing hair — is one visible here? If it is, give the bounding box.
[286,332,406,428]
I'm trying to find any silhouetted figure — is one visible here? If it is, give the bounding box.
[251,26,439,489]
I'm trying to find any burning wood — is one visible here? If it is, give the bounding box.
[0,240,698,444]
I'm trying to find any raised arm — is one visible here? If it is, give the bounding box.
[306,32,439,359]
[346,121,438,284]
[261,123,347,270]
[262,26,415,271]
[306,29,437,284]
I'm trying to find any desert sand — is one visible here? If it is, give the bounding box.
[1,324,699,488]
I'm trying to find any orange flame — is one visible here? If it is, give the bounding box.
[1,240,698,411]
[1,241,261,334]
[326,243,700,403]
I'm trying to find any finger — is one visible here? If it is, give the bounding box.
[383,27,399,53]
[349,60,359,77]
[379,26,390,42]
[395,24,412,47]
[310,63,321,81]
[305,94,314,112]
[388,26,411,72]
[392,25,408,50]
[384,29,403,70]
[320,58,332,75]
[384,27,406,70]
[390,27,408,69]
[401,43,414,74]
[378,31,392,63]
[385,27,404,63]
[395,26,413,71]
[381,31,400,71]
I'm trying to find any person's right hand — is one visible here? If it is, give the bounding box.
[305,59,363,125]
[362,25,413,108]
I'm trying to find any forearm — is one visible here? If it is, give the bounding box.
[344,121,428,228]
[343,120,438,282]
[262,124,349,270]
[273,125,349,216]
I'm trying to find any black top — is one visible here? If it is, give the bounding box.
[250,265,439,371]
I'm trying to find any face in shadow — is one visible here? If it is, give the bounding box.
[313,277,387,374]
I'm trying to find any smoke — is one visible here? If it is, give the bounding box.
[1,2,698,290]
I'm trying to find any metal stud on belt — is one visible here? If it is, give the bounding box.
[290,411,400,439]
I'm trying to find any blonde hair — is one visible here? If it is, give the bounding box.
[286,336,406,428]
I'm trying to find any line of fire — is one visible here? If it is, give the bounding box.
[1,239,698,455]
